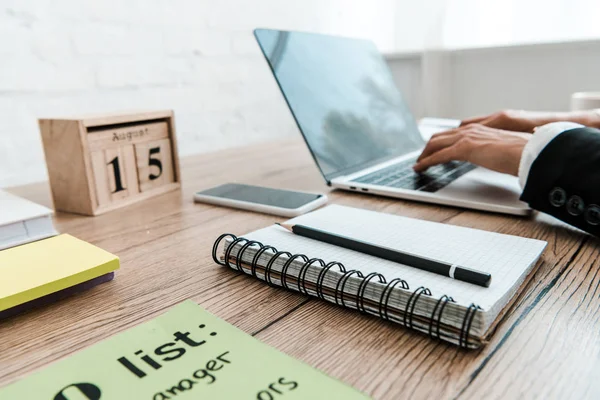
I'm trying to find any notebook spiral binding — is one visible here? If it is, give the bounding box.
[212,233,482,348]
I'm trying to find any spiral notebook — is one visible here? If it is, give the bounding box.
[212,205,547,348]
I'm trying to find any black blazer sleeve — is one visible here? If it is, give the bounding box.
[520,127,600,236]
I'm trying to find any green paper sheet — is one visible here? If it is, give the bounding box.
[0,300,370,400]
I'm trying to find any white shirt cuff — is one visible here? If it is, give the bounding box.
[518,121,584,189]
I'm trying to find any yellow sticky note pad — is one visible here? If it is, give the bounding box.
[0,301,370,399]
[0,234,119,312]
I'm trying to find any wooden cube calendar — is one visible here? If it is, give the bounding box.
[39,110,181,216]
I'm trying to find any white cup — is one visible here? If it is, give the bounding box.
[571,92,600,111]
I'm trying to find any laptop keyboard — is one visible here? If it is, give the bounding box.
[350,157,476,193]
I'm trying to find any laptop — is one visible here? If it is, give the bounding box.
[254,29,531,216]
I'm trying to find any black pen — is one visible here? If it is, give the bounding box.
[277,223,492,288]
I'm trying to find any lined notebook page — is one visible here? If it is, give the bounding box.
[242,205,547,311]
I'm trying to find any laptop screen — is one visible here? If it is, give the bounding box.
[254,29,424,182]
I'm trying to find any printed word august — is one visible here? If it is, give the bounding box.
[112,127,149,143]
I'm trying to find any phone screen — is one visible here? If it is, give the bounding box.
[196,184,322,209]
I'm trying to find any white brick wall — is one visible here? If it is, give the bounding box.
[0,0,396,187]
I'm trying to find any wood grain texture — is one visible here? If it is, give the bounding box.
[1,139,597,399]
[90,150,111,207]
[76,110,174,128]
[38,119,95,215]
[166,110,182,185]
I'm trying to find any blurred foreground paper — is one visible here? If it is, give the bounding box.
[0,300,369,400]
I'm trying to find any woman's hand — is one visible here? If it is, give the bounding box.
[413,124,530,176]
[459,110,557,133]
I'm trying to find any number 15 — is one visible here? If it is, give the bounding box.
[107,146,164,194]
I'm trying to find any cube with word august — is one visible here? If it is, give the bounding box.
[39,110,181,215]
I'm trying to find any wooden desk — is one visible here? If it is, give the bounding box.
[1,139,599,399]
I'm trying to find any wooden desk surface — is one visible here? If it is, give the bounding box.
[2,139,599,399]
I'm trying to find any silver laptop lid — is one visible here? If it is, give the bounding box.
[254,28,425,183]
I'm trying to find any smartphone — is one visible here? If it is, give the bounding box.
[194,183,328,217]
